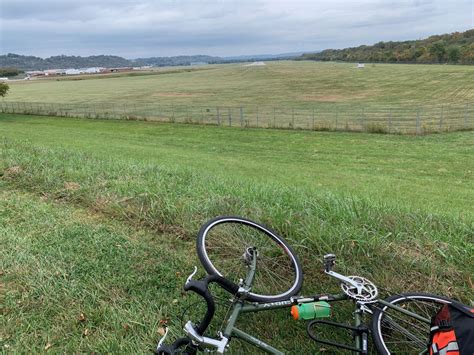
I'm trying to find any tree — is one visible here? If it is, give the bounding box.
[0,82,10,97]
[447,46,461,63]
[0,67,21,77]
[429,41,447,63]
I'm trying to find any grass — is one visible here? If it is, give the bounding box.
[0,114,472,217]
[1,114,473,353]
[4,61,474,108]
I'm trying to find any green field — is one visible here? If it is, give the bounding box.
[5,61,474,107]
[1,114,473,353]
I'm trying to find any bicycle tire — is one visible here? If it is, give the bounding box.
[371,292,453,355]
[196,216,303,303]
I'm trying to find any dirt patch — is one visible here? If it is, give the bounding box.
[3,166,23,177]
[64,182,81,191]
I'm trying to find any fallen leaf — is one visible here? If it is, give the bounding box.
[83,328,89,337]
[79,313,86,322]
[159,318,168,325]
[44,343,53,351]
[172,299,178,305]
[158,327,166,336]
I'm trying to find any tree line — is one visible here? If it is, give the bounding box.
[0,53,294,71]
[298,29,474,64]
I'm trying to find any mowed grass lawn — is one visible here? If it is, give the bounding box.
[1,114,473,353]
[4,61,474,108]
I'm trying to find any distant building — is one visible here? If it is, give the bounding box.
[357,63,365,68]
[25,70,45,77]
[44,69,66,76]
[65,68,81,75]
[83,67,102,74]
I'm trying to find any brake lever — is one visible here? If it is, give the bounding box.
[157,326,169,349]
[186,266,198,285]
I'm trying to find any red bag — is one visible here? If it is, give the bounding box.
[429,301,474,355]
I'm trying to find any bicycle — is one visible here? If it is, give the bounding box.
[156,216,456,354]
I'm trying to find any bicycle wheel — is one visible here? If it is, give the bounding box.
[196,216,303,303]
[371,293,453,354]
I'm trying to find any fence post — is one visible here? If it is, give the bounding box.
[228,108,232,126]
[256,106,259,127]
[387,108,392,133]
[416,108,421,135]
[439,106,444,131]
[240,106,243,127]
[312,107,315,130]
[273,107,276,128]
[464,103,469,129]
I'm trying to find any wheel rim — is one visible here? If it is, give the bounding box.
[200,218,301,300]
[376,295,451,354]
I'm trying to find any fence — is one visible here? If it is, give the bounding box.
[1,101,472,134]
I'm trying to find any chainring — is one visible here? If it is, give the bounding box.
[340,276,378,303]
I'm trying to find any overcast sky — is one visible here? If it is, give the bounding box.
[0,0,472,58]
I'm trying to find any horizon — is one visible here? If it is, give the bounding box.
[1,0,472,58]
[2,28,471,61]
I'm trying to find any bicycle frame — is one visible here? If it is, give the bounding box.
[181,251,434,354]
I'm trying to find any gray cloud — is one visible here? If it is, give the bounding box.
[0,0,472,58]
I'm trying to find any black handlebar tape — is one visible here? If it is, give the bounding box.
[155,337,195,355]
[206,274,240,294]
[183,275,240,335]
[183,280,216,334]
[154,345,172,355]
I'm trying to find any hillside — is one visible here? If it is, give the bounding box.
[132,55,222,66]
[0,53,291,71]
[1,115,472,353]
[298,29,474,64]
[0,54,132,71]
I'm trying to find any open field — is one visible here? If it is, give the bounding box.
[1,114,473,353]
[4,61,474,108]
[3,61,473,134]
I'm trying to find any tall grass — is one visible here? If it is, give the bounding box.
[2,139,472,299]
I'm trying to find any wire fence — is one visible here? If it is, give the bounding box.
[1,101,472,134]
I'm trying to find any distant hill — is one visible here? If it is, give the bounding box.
[223,52,305,61]
[0,54,226,71]
[298,30,474,64]
[132,55,222,66]
[0,52,301,71]
[0,54,132,71]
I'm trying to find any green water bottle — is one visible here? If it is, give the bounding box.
[291,301,331,320]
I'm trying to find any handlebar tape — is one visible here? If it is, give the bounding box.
[183,279,216,334]
[155,337,196,355]
[183,275,240,334]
